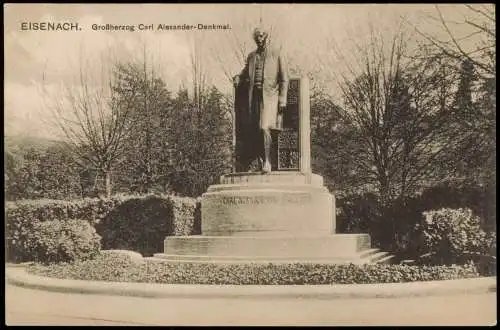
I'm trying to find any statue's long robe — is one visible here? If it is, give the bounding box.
[234,46,289,170]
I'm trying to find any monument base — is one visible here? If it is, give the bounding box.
[152,234,393,264]
[152,172,394,265]
[201,172,335,236]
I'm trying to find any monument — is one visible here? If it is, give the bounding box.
[153,28,392,264]
[232,27,289,173]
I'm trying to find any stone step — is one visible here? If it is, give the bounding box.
[374,254,395,264]
[150,253,381,265]
[358,248,381,259]
[151,244,394,265]
[361,251,395,264]
[164,234,371,259]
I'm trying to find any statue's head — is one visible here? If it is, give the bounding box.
[253,27,268,49]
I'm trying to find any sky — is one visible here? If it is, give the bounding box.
[4,3,491,140]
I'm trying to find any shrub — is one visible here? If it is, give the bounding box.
[8,219,101,264]
[336,182,496,262]
[26,256,484,285]
[336,192,382,235]
[417,208,495,266]
[6,194,201,261]
[96,195,173,257]
[100,249,145,263]
[95,194,200,257]
[5,196,126,262]
[336,193,420,259]
[5,197,126,227]
[418,181,496,232]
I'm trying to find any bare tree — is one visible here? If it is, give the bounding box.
[412,5,496,187]
[189,33,209,110]
[415,4,495,80]
[323,25,464,204]
[208,17,256,85]
[39,54,135,198]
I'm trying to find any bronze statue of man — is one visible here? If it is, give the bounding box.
[233,27,289,173]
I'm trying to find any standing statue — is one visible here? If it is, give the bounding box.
[233,27,290,173]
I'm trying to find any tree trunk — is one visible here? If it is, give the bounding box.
[105,170,112,199]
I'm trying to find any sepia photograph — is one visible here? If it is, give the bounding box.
[4,3,496,326]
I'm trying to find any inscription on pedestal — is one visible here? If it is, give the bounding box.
[204,193,312,206]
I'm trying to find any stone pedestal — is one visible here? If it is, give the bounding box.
[153,172,393,264]
[201,172,335,237]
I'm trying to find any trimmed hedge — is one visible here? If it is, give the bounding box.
[5,196,127,227]
[26,253,484,285]
[6,197,122,262]
[95,195,201,257]
[5,194,201,261]
[8,219,101,264]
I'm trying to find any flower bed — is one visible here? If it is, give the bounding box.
[25,252,487,285]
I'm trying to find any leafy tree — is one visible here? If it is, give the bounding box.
[5,145,82,200]
[11,147,44,199]
[107,55,232,198]
[37,145,82,199]
[166,86,233,197]
[111,59,175,194]
[5,150,20,200]
[446,60,496,187]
